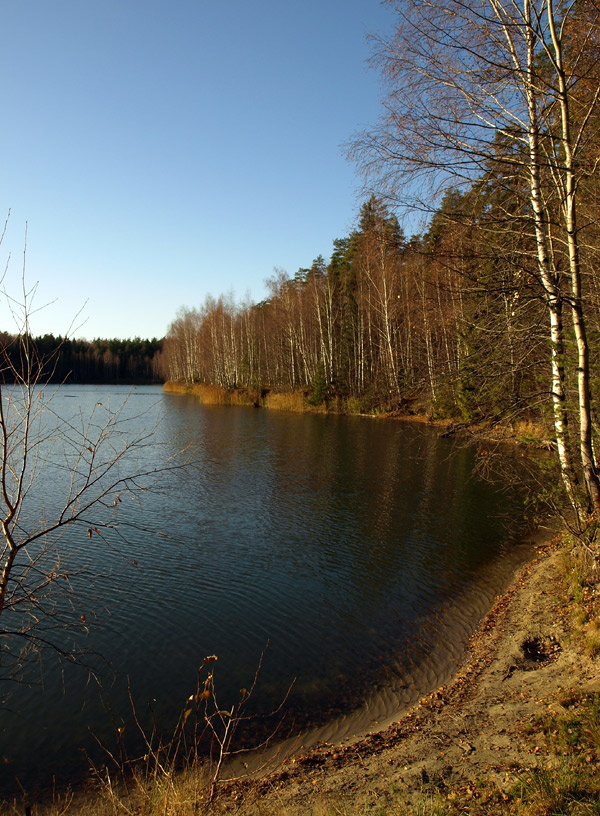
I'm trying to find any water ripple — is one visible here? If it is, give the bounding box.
[0,387,534,796]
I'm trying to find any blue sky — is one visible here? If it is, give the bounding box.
[0,1,397,340]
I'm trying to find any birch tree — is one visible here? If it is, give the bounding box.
[351,0,600,521]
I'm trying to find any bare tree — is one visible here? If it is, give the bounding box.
[0,233,177,680]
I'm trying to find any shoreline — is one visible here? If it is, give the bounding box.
[161,379,558,777]
[162,381,439,421]
[220,532,541,783]
[163,381,552,445]
[207,527,597,814]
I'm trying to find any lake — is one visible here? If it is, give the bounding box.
[0,384,534,795]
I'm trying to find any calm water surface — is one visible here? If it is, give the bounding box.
[0,385,533,794]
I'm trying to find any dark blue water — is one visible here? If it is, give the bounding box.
[0,385,533,795]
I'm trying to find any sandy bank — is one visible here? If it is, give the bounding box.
[208,534,599,814]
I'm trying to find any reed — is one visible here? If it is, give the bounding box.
[163,382,258,407]
[262,390,310,412]
[163,382,367,416]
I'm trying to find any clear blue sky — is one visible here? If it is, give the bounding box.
[0,1,396,340]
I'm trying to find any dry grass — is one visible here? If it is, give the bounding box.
[513,419,552,445]
[164,382,259,406]
[164,382,331,413]
[164,382,389,417]
[262,390,312,412]
[560,542,600,657]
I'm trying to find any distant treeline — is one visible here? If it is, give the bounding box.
[0,333,165,383]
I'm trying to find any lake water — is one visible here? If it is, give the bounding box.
[0,384,534,795]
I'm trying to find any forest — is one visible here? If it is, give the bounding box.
[0,333,164,383]
[162,0,600,524]
[163,192,557,419]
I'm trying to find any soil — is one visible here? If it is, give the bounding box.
[210,534,600,813]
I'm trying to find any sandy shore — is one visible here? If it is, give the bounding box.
[208,533,599,814]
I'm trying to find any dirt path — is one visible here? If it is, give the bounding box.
[211,536,600,814]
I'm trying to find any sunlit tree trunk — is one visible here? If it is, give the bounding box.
[546,0,600,515]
